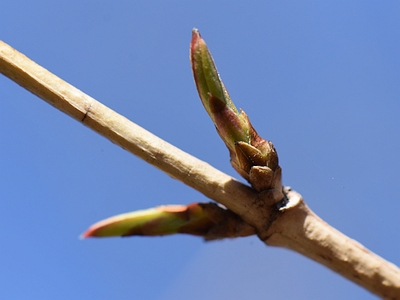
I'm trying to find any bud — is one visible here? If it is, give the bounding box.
[82,202,256,240]
[190,29,281,192]
[82,203,215,238]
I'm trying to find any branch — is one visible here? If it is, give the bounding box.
[266,188,400,299]
[1,39,400,299]
[0,39,259,220]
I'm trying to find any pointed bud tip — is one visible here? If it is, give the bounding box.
[190,28,206,53]
[80,230,93,239]
[192,28,200,38]
[191,29,200,52]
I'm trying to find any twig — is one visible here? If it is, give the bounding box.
[0,40,259,219]
[1,40,400,299]
[266,188,400,299]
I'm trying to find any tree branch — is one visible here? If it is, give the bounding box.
[1,40,400,299]
[266,188,400,299]
[0,40,259,220]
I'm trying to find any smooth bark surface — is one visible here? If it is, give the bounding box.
[1,40,400,299]
[266,189,400,299]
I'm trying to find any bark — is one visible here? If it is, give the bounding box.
[1,40,400,299]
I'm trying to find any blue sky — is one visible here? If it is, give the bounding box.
[1,1,399,299]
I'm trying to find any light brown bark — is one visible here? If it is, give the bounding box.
[1,40,399,299]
